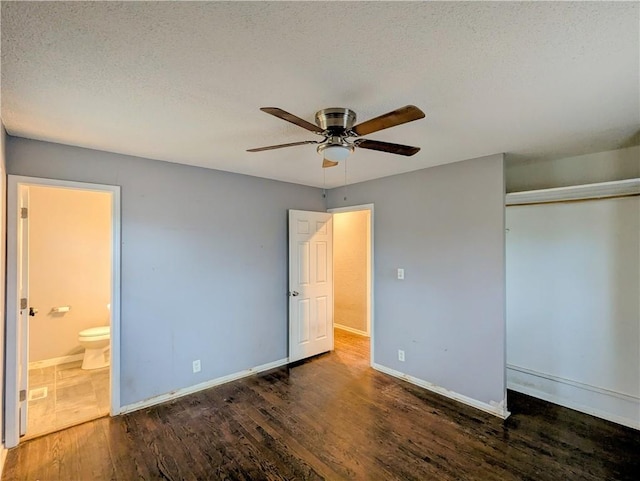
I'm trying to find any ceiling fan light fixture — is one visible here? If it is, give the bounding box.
[317,142,353,162]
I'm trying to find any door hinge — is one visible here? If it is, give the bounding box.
[19,390,26,402]
[20,298,27,310]
[20,207,28,219]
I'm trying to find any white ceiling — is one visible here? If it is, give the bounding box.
[2,1,638,188]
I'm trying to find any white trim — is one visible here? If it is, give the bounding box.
[507,365,640,430]
[508,364,639,403]
[505,178,640,205]
[28,354,84,370]
[373,362,511,419]
[501,157,509,417]
[327,203,375,214]
[109,182,122,417]
[334,323,369,337]
[5,175,122,448]
[328,203,375,364]
[6,179,24,447]
[120,358,289,414]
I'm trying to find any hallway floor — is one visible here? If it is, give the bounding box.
[26,360,109,439]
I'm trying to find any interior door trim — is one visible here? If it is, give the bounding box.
[5,175,122,448]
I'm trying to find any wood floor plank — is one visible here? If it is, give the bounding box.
[3,330,639,481]
[72,419,116,480]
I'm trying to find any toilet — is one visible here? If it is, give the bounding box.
[78,326,111,370]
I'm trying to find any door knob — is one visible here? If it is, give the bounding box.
[29,307,38,317]
[290,291,299,297]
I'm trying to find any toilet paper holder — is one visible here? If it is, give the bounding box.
[51,306,71,313]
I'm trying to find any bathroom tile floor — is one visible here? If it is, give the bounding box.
[26,361,109,439]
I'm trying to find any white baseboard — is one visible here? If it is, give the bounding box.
[334,323,369,337]
[507,364,640,430]
[372,362,510,419]
[29,353,84,370]
[119,357,289,414]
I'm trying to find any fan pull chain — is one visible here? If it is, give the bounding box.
[322,169,327,199]
[343,158,348,201]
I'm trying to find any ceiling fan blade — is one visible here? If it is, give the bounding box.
[247,140,318,152]
[352,105,425,136]
[356,139,420,156]
[260,107,323,133]
[322,159,339,168]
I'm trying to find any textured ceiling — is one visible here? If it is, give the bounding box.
[1,1,639,188]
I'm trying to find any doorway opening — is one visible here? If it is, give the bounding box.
[329,204,373,365]
[5,176,121,447]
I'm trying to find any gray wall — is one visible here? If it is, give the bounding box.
[7,137,324,406]
[506,146,640,193]
[327,154,506,406]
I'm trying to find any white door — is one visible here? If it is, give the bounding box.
[17,185,30,436]
[289,210,333,362]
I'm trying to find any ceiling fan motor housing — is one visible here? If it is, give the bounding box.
[315,108,357,161]
[315,108,357,132]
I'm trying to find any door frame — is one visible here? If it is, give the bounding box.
[5,175,122,448]
[328,203,374,365]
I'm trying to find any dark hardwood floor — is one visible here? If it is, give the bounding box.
[3,329,639,480]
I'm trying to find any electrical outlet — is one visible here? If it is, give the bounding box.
[398,350,405,362]
[397,268,405,280]
[192,359,201,373]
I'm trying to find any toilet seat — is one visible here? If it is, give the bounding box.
[79,326,110,341]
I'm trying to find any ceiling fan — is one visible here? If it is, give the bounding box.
[247,105,426,168]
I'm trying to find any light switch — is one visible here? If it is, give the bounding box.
[397,268,404,280]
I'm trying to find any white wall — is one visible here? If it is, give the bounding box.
[334,210,369,335]
[28,186,111,362]
[6,137,325,407]
[506,145,640,193]
[506,197,640,428]
[328,154,508,417]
